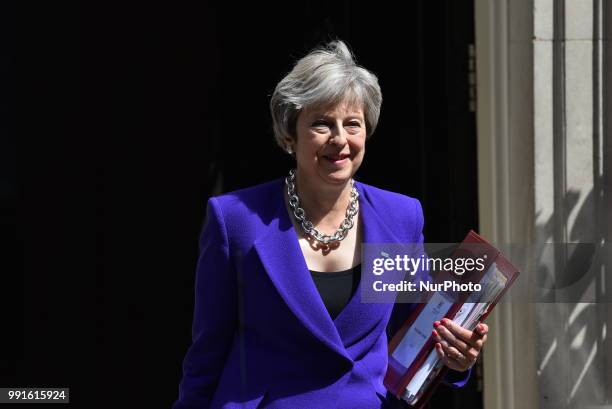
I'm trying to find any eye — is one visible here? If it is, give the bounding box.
[311,120,331,132]
[345,121,363,134]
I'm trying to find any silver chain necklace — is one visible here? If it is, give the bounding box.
[285,168,359,245]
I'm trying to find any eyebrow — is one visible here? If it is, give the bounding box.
[311,114,364,121]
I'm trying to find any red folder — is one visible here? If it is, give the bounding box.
[383,230,520,408]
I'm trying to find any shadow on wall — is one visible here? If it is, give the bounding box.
[534,176,610,409]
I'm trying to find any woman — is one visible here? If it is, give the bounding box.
[173,40,488,409]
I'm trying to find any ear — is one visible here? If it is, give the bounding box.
[282,136,296,154]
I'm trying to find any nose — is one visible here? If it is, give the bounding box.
[329,125,348,146]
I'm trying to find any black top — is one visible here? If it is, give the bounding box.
[309,264,361,320]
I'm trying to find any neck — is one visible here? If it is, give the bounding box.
[292,168,353,227]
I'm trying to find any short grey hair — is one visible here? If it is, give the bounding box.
[270,40,382,150]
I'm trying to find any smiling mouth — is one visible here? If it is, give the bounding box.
[323,153,350,162]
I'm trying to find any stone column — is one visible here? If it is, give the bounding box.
[475,0,611,408]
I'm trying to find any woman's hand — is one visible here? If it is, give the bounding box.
[432,318,488,372]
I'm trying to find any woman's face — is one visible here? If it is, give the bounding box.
[293,100,366,187]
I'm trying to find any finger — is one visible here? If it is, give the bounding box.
[434,342,445,360]
[476,323,489,336]
[436,323,483,361]
[444,355,470,372]
[437,343,469,372]
[434,329,480,365]
[436,340,472,372]
[445,347,476,371]
[467,327,488,350]
[435,343,461,371]
[435,323,484,361]
[470,324,488,349]
[432,329,452,351]
[434,332,461,358]
[435,322,470,352]
[440,342,464,362]
[441,318,485,349]
[441,318,475,342]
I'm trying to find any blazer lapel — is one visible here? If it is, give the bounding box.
[354,181,403,244]
[253,179,404,361]
[332,181,403,345]
[253,180,351,363]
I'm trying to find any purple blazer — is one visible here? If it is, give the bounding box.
[173,178,469,409]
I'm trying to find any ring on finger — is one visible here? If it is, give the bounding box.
[452,350,473,367]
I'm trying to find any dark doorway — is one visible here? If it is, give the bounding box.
[14,2,480,408]
[206,2,480,243]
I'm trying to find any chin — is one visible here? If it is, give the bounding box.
[318,168,355,185]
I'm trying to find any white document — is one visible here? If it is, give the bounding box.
[391,292,453,367]
[402,347,443,404]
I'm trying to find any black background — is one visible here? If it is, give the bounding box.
[7,2,479,408]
